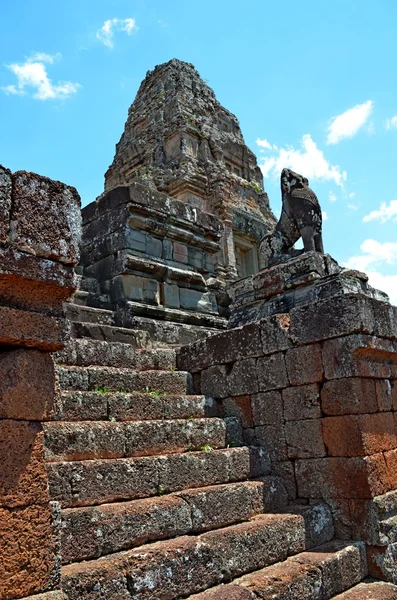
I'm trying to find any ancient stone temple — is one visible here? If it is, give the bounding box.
[1,59,397,600]
[78,60,277,346]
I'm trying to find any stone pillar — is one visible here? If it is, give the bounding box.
[177,253,397,583]
[0,166,81,600]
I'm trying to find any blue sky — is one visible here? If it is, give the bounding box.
[1,0,397,302]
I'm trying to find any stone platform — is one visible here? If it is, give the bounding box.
[228,251,388,328]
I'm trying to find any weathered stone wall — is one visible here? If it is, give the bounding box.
[80,181,229,328]
[177,292,397,582]
[0,166,80,599]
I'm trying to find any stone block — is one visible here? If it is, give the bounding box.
[295,454,391,499]
[113,274,160,305]
[286,344,323,385]
[260,313,292,354]
[290,540,367,598]
[0,164,12,245]
[0,349,58,420]
[206,321,262,365]
[384,448,397,488]
[125,228,147,252]
[251,391,283,425]
[286,419,326,459]
[272,460,297,500]
[162,282,180,308]
[366,545,397,584]
[228,358,258,395]
[180,288,216,314]
[163,239,173,260]
[146,234,163,258]
[173,242,188,263]
[223,396,253,427]
[0,306,65,351]
[0,420,48,508]
[201,365,228,398]
[283,384,321,421]
[290,295,376,345]
[257,353,288,391]
[322,413,397,457]
[255,424,288,461]
[0,503,60,600]
[11,171,81,265]
[188,246,204,270]
[321,378,378,416]
[376,379,395,412]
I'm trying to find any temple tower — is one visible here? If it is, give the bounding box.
[104,59,276,280]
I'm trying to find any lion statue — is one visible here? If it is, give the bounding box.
[260,168,324,266]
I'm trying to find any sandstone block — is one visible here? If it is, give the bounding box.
[201,364,228,398]
[286,344,323,385]
[384,448,397,488]
[0,420,48,508]
[173,241,188,263]
[283,384,321,421]
[290,294,376,345]
[162,282,180,308]
[11,171,81,265]
[0,503,60,600]
[255,424,287,461]
[180,288,217,314]
[331,582,397,599]
[0,306,66,350]
[0,164,12,245]
[260,313,292,354]
[322,413,397,457]
[376,379,395,412]
[0,348,58,420]
[285,419,326,459]
[235,560,323,600]
[228,358,258,395]
[321,378,378,415]
[251,391,283,425]
[322,335,397,380]
[290,540,367,598]
[257,353,288,391]
[295,454,391,499]
[223,396,253,427]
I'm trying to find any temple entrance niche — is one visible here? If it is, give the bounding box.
[233,235,262,278]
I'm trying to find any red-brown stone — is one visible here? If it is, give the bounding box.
[0,420,49,508]
[322,413,397,457]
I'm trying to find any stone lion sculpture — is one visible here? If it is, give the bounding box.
[260,168,324,266]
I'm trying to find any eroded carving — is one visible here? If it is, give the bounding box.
[260,168,324,266]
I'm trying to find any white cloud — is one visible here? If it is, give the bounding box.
[259,134,346,187]
[386,116,397,130]
[363,200,397,224]
[2,53,80,100]
[256,138,272,150]
[329,191,337,203]
[344,239,397,304]
[96,18,138,48]
[322,211,328,221]
[327,100,373,145]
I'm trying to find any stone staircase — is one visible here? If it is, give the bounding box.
[46,333,397,599]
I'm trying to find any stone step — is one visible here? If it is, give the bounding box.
[71,321,150,349]
[58,390,213,422]
[46,446,271,507]
[55,339,176,369]
[70,290,90,306]
[70,313,220,348]
[56,365,193,394]
[186,540,367,600]
[60,505,334,600]
[332,582,397,599]
[66,303,115,326]
[116,313,221,347]
[60,478,289,564]
[44,418,226,462]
